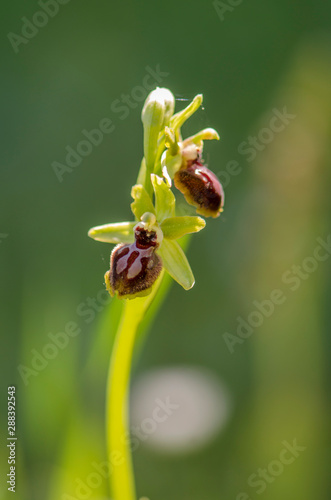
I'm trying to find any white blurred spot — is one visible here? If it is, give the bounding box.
[130,366,231,454]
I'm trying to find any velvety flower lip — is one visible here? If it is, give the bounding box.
[105,232,163,299]
[174,161,224,218]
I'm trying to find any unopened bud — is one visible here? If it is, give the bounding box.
[141,88,169,130]
[141,88,175,192]
[160,89,175,128]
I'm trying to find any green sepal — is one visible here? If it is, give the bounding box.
[88,222,135,244]
[151,174,175,222]
[131,184,156,220]
[157,239,195,290]
[160,216,206,240]
[170,94,203,139]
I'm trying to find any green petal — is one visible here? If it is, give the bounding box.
[157,239,195,290]
[151,174,175,222]
[131,184,156,220]
[88,222,135,244]
[186,127,220,144]
[161,216,206,240]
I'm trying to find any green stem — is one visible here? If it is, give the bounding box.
[106,271,165,500]
[106,300,141,500]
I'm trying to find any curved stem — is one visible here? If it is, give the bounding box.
[105,271,165,500]
[106,299,142,500]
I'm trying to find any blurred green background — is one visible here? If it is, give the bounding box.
[1,0,331,499]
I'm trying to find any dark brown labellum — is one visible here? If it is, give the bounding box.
[174,162,224,218]
[105,226,162,298]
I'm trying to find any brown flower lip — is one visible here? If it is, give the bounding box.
[105,226,162,298]
[174,161,224,218]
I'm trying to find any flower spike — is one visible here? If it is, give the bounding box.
[88,88,224,298]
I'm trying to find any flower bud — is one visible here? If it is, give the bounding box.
[160,89,175,128]
[105,223,162,298]
[174,161,224,218]
[141,88,175,194]
[141,88,167,130]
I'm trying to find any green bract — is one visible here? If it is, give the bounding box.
[130,184,155,220]
[88,88,222,298]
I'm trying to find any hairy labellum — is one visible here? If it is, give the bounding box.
[105,225,162,298]
[174,162,224,218]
